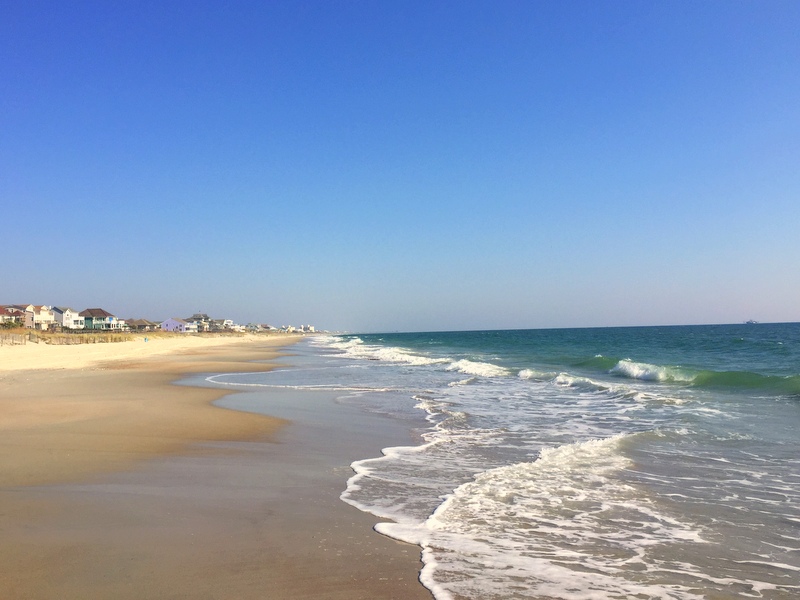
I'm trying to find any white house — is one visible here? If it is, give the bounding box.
[24,305,55,330]
[185,313,212,332]
[160,318,198,333]
[52,307,85,330]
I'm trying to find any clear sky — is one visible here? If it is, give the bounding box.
[2,1,799,332]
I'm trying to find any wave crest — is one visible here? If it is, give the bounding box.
[610,359,692,383]
[609,358,800,394]
[446,359,510,378]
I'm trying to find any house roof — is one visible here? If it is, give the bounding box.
[80,308,116,318]
[52,306,79,313]
[127,318,160,327]
[163,318,189,325]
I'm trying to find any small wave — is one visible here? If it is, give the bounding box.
[547,371,685,406]
[575,354,620,371]
[517,368,557,380]
[413,395,453,418]
[535,432,635,470]
[608,358,800,395]
[446,359,510,378]
[321,335,364,350]
[321,336,514,379]
[358,345,449,366]
[552,372,611,391]
[362,347,441,365]
[517,368,537,380]
[448,377,477,387]
[610,359,693,383]
[321,335,452,367]
[631,391,689,405]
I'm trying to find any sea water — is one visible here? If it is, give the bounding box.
[210,324,800,599]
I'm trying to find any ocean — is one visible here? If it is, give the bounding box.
[212,323,800,599]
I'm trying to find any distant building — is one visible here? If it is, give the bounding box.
[0,306,25,325]
[24,305,54,330]
[80,308,125,330]
[185,313,212,332]
[52,307,85,330]
[126,318,160,332]
[161,318,198,333]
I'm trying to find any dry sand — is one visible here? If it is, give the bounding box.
[0,334,291,487]
[0,334,431,599]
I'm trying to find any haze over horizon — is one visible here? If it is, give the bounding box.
[3,1,799,333]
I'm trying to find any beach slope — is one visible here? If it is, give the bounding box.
[0,335,430,599]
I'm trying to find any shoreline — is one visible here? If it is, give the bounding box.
[0,334,432,599]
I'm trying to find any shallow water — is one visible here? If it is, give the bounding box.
[211,324,800,599]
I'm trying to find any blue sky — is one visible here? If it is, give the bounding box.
[2,1,799,332]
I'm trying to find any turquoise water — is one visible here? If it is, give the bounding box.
[358,323,800,393]
[216,323,800,598]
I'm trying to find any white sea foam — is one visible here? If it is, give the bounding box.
[324,335,453,367]
[610,359,694,383]
[632,391,689,405]
[553,371,611,391]
[399,433,710,599]
[445,359,509,378]
[447,377,477,387]
[517,367,558,380]
[356,345,449,366]
[319,335,511,379]
[321,335,364,351]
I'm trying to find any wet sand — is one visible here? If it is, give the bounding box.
[0,336,431,599]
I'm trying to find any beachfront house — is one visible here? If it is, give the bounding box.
[0,306,25,326]
[160,318,198,333]
[80,308,125,330]
[23,305,55,330]
[126,318,160,332]
[185,313,212,332]
[52,307,85,330]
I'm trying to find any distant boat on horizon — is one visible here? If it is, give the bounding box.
[745,320,759,324]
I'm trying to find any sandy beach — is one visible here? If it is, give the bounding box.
[0,334,431,599]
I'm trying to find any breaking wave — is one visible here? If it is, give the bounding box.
[609,359,800,394]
